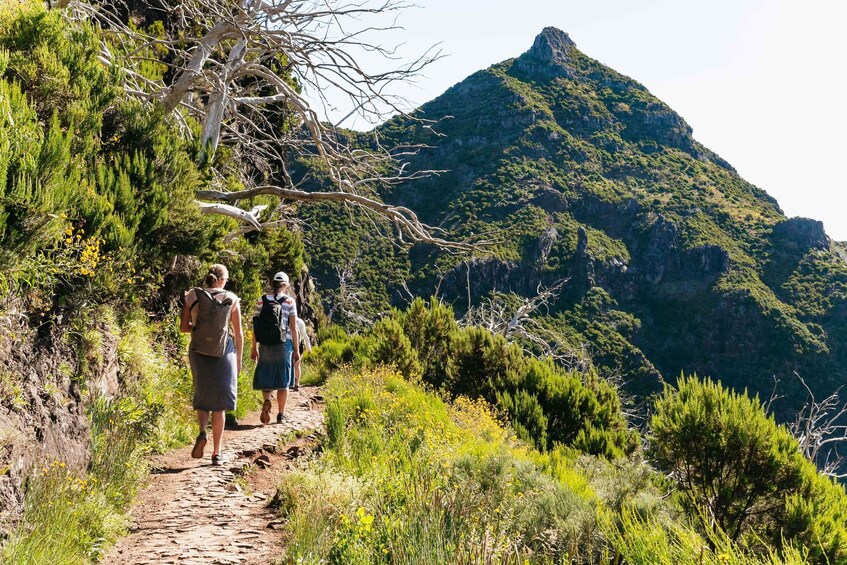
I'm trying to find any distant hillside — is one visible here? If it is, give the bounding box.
[303,27,847,409]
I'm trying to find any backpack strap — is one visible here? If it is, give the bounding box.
[190,288,227,311]
[189,287,205,311]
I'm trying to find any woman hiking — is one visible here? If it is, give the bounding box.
[180,263,243,466]
[250,271,299,424]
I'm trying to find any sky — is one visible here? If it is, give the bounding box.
[310,0,847,240]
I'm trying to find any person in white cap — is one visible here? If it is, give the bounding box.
[250,271,299,424]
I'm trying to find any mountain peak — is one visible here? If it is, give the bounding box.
[516,27,577,78]
[532,27,576,61]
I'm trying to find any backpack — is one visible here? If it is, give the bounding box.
[189,288,234,357]
[253,295,290,346]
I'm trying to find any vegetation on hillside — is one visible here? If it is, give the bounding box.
[310,298,636,458]
[2,3,847,565]
[0,303,262,563]
[0,1,305,307]
[279,355,846,563]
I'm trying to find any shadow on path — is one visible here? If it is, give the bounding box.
[150,466,193,475]
[226,423,264,431]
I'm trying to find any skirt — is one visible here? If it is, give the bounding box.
[253,340,294,391]
[189,337,238,411]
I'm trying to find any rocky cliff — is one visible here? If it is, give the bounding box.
[0,294,122,529]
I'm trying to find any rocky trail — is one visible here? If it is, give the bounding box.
[106,387,324,565]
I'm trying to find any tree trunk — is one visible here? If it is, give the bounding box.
[161,23,234,114]
[198,38,246,160]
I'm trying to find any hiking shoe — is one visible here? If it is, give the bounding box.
[291,384,299,392]
[211,454,221,466]
[276,412,285,424]
[191,432,207,459]
[260,399,272,425]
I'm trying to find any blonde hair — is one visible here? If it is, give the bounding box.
[204,264,229,287]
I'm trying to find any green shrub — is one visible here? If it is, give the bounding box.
[0,1,246,307]
[782,465,847,563]
[397,297,459,388]
[310,302,637,458]
[370,317,422,380]
[648,375,847,561]
[649,376,804,540]
[447,325,527,397]
[308,339,348,384]
[278,367,602,563]
[496,387,548,446]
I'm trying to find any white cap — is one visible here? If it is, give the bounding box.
[273,271,289,283]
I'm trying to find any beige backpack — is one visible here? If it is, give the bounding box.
[189,289,234,357]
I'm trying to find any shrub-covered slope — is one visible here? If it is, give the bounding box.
[305,27,847,408]
[278,364,845,563]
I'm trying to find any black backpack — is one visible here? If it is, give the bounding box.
[253,295,289,345]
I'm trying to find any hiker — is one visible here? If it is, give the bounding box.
[292,316,312,392]
[180,263,243,466]
[251,271,299,424]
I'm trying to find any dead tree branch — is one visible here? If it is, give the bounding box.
[325,259,373,327]
[58,0,470,249]
[460,279,591,371]
[788,372,847,479]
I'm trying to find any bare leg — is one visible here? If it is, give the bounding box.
[196,410,210,433]
[260,390,273,424]
[277,388,288,416]
[294,358,302,388]
[191,410,210,458]
[210,411,225,455]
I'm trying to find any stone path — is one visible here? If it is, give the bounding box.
[106,387,324,565]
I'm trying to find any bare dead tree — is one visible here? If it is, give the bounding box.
[787,373,847,479]
[325,260,373,327]
[460,279,592,372]
[57,0,474,249]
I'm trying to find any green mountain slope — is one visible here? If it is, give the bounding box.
[305,27,847,408]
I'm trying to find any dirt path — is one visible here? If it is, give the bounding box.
[106,387,324,565]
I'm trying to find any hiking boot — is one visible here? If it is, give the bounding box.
[211,454,221,466]
[191,432,207,459]
[276,412,285,424]
[260,399,272,425]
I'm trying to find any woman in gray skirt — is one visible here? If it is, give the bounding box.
[250,271,299,424]
[180,264,243,466]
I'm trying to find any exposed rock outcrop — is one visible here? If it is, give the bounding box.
[0,295,116,531]
[771,217,830,252]
[515,27,577,78]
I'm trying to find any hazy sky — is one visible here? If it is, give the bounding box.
[313,0,847,240]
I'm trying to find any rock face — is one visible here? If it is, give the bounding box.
[515,27,577,78]
[0,295,115,531]
[303,27,847,407]
[772,217,831,252]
